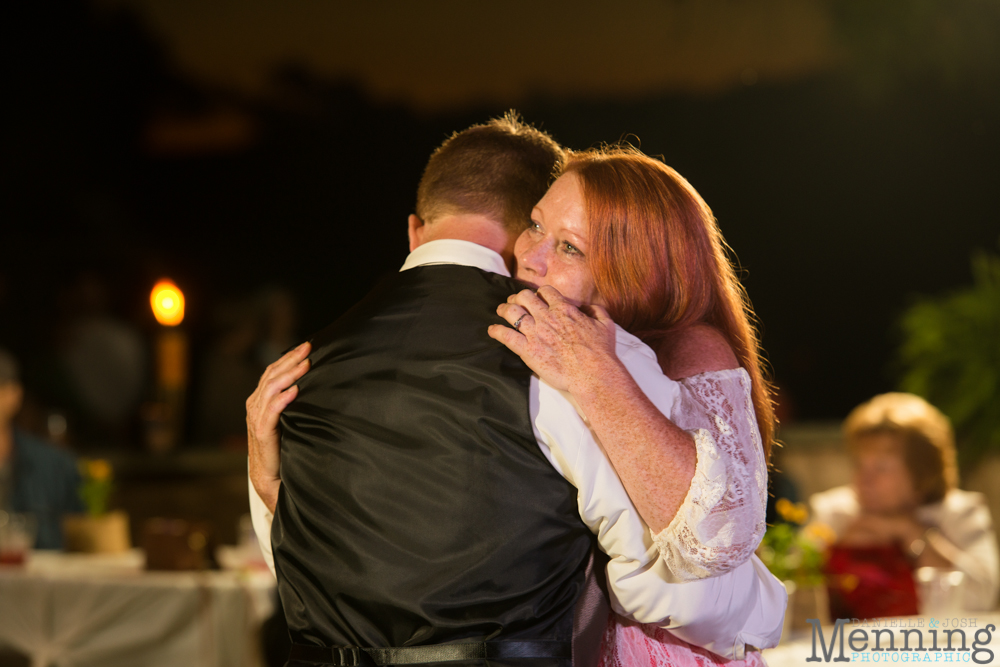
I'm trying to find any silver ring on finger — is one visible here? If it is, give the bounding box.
[513,314,528,331]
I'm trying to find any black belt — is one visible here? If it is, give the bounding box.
[288,640,572,666]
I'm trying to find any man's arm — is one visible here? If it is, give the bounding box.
[246,342,311,576]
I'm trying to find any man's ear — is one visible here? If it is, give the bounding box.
[407,214,426,252]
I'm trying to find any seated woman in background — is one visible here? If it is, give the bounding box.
[810,392,999,618]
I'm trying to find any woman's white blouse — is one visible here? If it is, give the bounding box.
[653,368,769,581]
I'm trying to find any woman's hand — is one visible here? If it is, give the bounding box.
[487,285,620,395]
[246,341,311,513]
[840,513,914,547]
[490,286,696,535]
[840,512,956,568]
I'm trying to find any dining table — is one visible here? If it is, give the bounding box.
[0,549,275,667]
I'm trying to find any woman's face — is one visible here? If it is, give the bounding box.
[852,433,920,514]
[514,172,606,307]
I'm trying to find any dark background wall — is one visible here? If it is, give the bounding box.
[3,0,998,450]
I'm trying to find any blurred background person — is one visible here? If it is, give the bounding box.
[197,287,298,449]
[811,392,999,618]
[55,272,147,448]
[0,348,84,550]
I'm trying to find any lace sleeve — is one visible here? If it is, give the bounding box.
[652,368,768,581]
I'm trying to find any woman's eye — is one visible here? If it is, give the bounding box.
[562,242,581,256]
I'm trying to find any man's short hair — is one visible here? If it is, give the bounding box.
[415,111,564,233]
[0,348,19,385]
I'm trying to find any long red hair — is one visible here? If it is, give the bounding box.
[564,146,776,461]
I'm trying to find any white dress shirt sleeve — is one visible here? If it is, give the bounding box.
[248,469,277,578]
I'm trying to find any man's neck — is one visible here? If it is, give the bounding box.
[414,214,515,265]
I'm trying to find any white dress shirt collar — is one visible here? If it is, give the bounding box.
[399,239,510,277]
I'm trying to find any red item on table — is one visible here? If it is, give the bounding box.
[825,544,919,620]
[0,551,26,566]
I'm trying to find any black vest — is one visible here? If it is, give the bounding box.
[272,265,595,664]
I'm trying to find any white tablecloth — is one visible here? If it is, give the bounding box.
[0,550,276,667]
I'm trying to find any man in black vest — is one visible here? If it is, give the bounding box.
[248,114,784,666]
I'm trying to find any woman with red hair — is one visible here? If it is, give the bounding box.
[490,146,777,666]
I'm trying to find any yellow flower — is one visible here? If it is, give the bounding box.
[775,498,793,520]
[775,498,809,524]
[86,459,112,482]
[802,521,837,546]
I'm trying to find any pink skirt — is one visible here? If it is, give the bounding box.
[597,614,767,667]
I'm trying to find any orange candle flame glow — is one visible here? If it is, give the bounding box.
[150,280,185,326]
